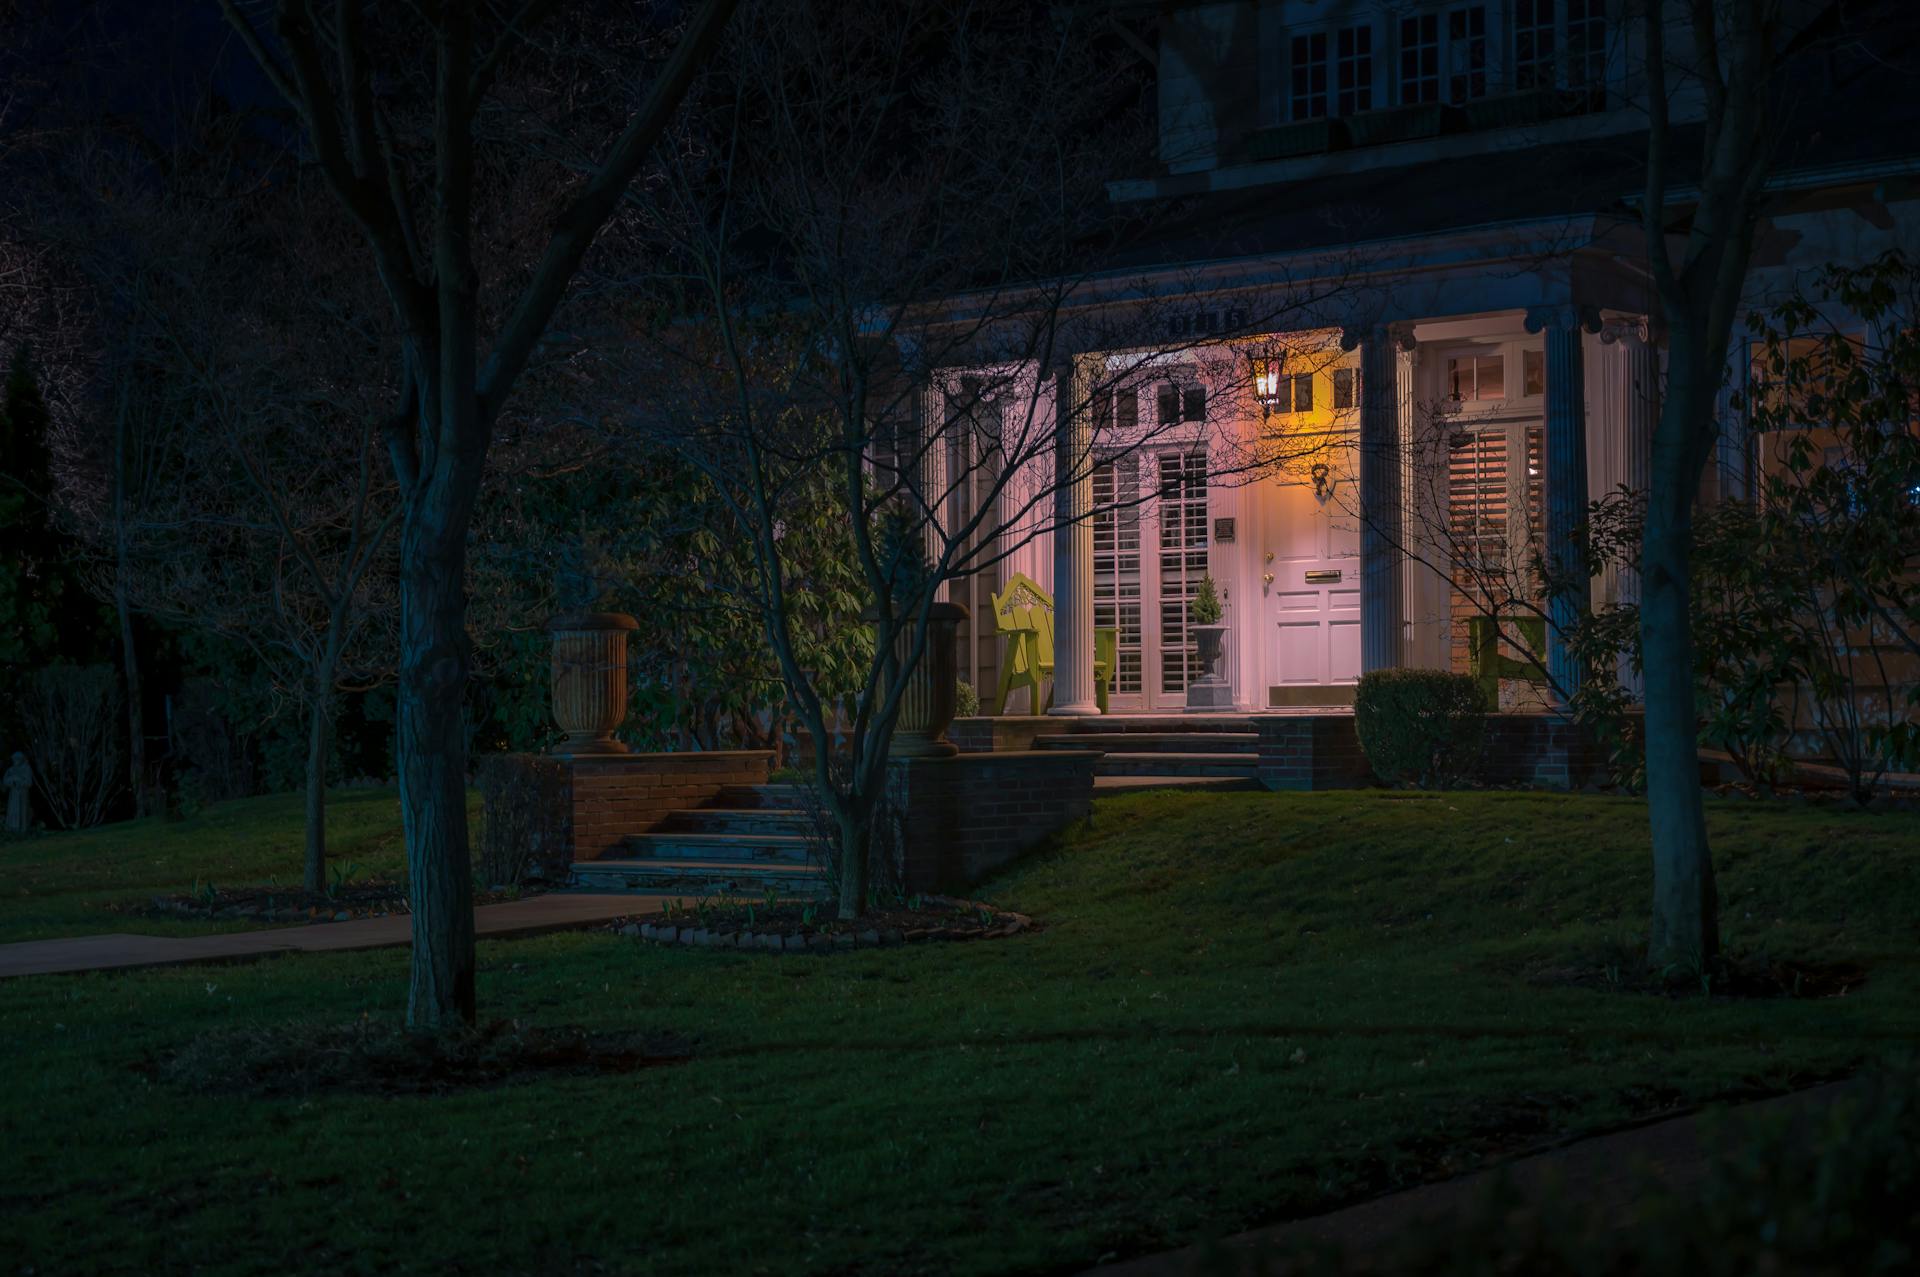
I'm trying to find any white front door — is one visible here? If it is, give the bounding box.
[1263,432,1362,692]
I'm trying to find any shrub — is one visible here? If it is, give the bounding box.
[955,679,980,718]
[1190,574,1223,625]
[474,754,571,886]
[16,664,122,828]
[1353,668,1489,788]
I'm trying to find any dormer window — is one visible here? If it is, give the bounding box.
[1400,6,1487,106]
[1514,0,1608,99]
[1290,23,1374,121]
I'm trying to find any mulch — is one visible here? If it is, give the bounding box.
[602,894,1035,953]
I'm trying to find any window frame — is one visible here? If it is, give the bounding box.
[1287,20,1378,122]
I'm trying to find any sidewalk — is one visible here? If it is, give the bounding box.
[0,892,664,978]
[1082,1082,1849,1276]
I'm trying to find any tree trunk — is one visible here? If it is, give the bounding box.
[836,806,870,922]
[1641,350,1720,971]
[113,564,148,818]
[303,690,332,896]
[398,482,478,1031]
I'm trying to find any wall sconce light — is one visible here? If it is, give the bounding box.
[1252,358,1281,416]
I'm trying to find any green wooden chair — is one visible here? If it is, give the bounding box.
[1466,614,1549,706]
[988,572,1117,714]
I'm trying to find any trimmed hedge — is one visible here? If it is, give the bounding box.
[1353,668,1489,789]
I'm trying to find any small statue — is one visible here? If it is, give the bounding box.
[4,752,31,835]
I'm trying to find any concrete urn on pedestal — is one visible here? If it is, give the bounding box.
[546,612,638,755]
[1185,623,1235,712]
[868,601,970,757]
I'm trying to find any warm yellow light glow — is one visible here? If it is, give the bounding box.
[1253,358,1280,405]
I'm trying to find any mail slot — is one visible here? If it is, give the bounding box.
[1304,569,1343,583]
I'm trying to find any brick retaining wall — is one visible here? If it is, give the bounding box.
[569,751,773,861]
[1255,716,1373,791]
[1249,712,1607,792]
[948,716,1052,754]
[887,750,1098,892]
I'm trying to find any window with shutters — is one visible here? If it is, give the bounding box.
[1092,453,1144,695]
[1448,424,1542,572]
[1156,448,1211,694]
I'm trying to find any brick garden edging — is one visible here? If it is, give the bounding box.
[615,896,1034,954]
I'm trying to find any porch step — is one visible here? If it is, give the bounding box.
[656,808,813,838]
[620,832,813,864]
[1094,774,1260,793]
[1089,751,1260,779]
[709,783,816,810]
[1035,731,1257,755]
[570,858,829,897]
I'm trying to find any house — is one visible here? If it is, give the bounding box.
[933,0,1920,731]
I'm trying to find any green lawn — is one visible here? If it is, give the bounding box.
[2,788,1916,1275]
[0,789,416,943]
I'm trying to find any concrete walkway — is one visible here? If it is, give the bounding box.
[0,893,665,979]
[1083,1082,1848,1276]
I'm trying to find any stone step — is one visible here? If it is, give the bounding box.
[1062,716,1255,733]
[620,832,814,864]
[569,858,830,897]
[1091,752,1260,778]
[1093,774,1262,793]
[1035,731,1258,755]
[709,783,817,810]
[656,808,814,837]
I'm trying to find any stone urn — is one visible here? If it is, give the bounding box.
[866,600,969,758]
[1185,623,1234,712]
[546,612,638,755]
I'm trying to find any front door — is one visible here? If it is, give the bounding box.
[1263,431,1362,694]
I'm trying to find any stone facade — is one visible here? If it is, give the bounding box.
[886,750,1098,892]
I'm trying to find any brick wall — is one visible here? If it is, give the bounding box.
[1255,715,1373,791]
[886,750,1097,892]
[566,750,773,862]
[948,715,1052,754]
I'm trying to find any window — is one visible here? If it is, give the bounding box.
[1332,367,1359,410]
[1291,31,1328,119]
[1156,449,1210,695]
[1157,382,1207,425]
[1514,0,1555,90]
[1513,0,1608,100]
[1399,13,1440,103]
[1401,6,1487,106]
[1446,352,1506,401]
[1522,348,1545,396]
[1092,454,1144,695]
[1449,425,1543,568]
[1336,26,1373,116]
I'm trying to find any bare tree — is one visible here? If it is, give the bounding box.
[1639,0,1789,969]
[615,0,1361,919]
[217,0,740,1028]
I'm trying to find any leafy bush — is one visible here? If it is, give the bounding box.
[474,754,571,886]
[955,679,980,718]
[1353,668,1489,788]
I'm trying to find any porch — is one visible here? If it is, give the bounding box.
[942,303,1664,720]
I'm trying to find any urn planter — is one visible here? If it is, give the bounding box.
[1185,622,1235,711]
[547,612,638,755]
[866,601,970,758]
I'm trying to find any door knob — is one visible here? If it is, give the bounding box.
[1262,572,1274,585]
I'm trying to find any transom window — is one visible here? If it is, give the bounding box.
[1446,352,1505,402]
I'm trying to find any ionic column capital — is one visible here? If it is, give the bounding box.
[1338,321,1417,354]
[1598,314,1661,348]
[1524,303,1603,335]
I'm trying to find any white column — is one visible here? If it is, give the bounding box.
[1342,323,1413,674]
[1049,360,1100,716]
[1527,303,1601,699]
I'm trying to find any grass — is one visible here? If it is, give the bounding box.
[1,786,1916,1275]
[0,789,415,943]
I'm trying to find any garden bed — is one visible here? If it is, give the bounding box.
[127,877,542,925]
[604,894,1033,952]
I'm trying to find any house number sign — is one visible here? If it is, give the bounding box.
[1213,517,1236,543]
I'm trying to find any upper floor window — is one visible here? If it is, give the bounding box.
[1290,31,1329,119]
[1401,6,1487,106]
[1514,0,1608,96]
[1292,24,1373,121]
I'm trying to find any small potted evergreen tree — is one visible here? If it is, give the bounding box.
[1185,574,1233,711]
